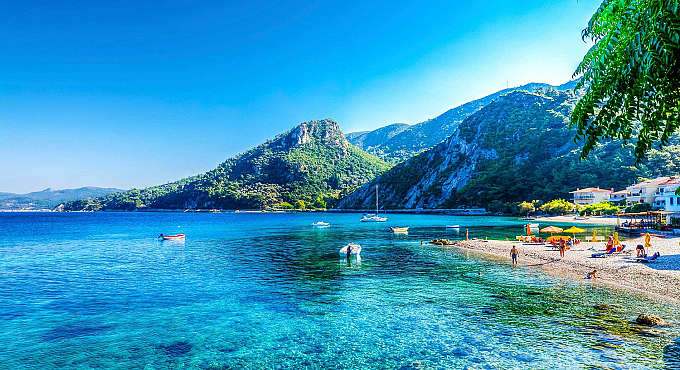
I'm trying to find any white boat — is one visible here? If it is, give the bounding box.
[390,227,409,233]
[339,243,361,256]
[310,221,330,227]
[446,225,460,229]
[360,184,387,222]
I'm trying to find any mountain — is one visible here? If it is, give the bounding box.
[345,81,579,163]
[63,119,390,211]
[338,89,680,212]
[0,187,124,211]
[345,123,410,151]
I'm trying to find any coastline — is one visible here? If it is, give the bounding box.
[453,236,680,301]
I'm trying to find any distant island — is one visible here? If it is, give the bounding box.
[0,187,124,211]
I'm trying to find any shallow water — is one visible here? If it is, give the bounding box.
[0,212,677,369]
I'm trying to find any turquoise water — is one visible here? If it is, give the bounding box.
[0,212,678,369]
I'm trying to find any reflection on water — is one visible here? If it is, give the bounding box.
[0,212,676,369]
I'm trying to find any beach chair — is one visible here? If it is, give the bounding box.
[591,248,616,258]
[610,245,628,256]
[636,252,660,263]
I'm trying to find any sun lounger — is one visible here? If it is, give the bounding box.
[636,252,660,263]
[591,248,616,258]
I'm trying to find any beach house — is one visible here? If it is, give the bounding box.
[625,177,670,207]
[608,190,628,205]
[570,187,612,205]
[654,177,680,212]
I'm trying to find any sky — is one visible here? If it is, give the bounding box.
[0,0,601,193]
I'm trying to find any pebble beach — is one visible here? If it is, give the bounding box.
[455,235,680,300]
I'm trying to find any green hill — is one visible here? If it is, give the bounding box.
[345,81,579,163]
[63,119,390,211]
[338,89,680,212]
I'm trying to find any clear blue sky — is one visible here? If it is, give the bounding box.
[1,0,600,193]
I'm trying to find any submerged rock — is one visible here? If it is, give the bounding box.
[593,304,620,311]
[636,313,665,326]
[430,239,453,245]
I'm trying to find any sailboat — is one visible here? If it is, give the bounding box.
[360,184,387,222]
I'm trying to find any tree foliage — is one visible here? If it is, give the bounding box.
[540,199,575,215]
[518,201,535,215]
[572,0,680,162]
[580,201,621,215]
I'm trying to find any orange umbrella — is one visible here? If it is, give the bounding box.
[526,224,531,236]
[540,226,564,234]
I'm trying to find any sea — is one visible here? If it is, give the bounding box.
[0,212,678,369]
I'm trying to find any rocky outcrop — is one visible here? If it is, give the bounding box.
[636,313,665,326]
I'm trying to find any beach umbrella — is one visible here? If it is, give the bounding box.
[591,230,597,242]
[613,232,620,246]
[526,224,531,236]
[563,226,585,240]
[540,226,563,234]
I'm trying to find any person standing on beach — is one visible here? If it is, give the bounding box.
[510,245,518,266]
[558,238,566,258]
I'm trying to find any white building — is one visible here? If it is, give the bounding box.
[570,187,612,205]
[625,177,670,207]
[653,177,680,211]
[609,190,628,205]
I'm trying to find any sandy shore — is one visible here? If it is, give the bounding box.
[534,215,621,225]
[454,235,680,300]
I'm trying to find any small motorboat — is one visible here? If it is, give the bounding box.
[310,221,330,227]
[339,243,361,256]
[390,227,409,233]
[446,225,460,229]
[159,233,185,240]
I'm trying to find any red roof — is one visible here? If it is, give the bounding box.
[570,187,611,193]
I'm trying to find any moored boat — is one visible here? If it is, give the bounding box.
[160,233,185,240]
[390,227,409,233]
[339,242,361,256]
[446,225,460,229]
[310,221,330,227]
[361,184,387,222]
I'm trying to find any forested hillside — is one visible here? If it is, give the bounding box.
[345,81,579,163]
[63,119,390,211]
[338,89,680,212]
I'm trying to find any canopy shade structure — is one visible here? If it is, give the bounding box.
[540,226,564,234]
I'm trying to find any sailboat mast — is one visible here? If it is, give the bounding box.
[375,184,379,215]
